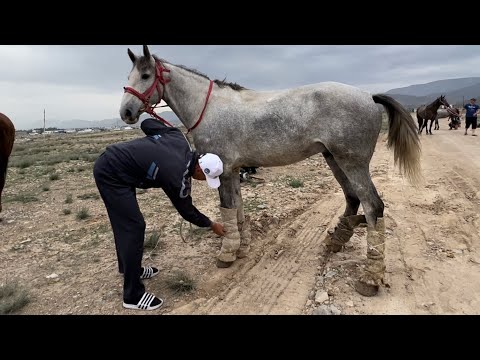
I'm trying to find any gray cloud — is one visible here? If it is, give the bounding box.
[1,45,480,129]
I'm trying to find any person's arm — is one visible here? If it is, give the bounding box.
[163,182,211,227]
[163,183,225,235]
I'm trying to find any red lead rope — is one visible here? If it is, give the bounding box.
[124,60,213,133]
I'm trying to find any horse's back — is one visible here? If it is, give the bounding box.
[204,81,382,167]
[0,113,15,130]
[237,81,372,102]
[0,113,15,157]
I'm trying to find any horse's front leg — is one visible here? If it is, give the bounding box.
[416,115,423,134]
[429,119,434,134]
[216,170,243,268]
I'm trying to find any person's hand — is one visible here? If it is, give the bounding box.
[211,222,225,236]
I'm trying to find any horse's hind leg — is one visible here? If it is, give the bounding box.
[333,157,386,297]
[322,151,366,252]
[216,171,243,268]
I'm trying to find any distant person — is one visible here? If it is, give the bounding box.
[93,118,225,311]
[464,98,479,136]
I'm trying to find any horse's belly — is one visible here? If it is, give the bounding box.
[242,140,326,167]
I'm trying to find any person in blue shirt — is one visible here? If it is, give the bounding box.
[464,98,480,136]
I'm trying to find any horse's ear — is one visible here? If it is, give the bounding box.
[127,48,137,64]
[143,45,151,59]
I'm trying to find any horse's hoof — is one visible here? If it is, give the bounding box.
[354,280,379,297]
[216,259,234,268]
[327,243,343,253]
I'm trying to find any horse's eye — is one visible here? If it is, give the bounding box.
[142,74,150,80]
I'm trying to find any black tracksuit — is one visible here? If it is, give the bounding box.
[93,119,212,303]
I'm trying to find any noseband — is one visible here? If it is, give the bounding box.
[124,59,213,133]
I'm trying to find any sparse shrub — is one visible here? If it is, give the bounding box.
[76,207,90,220]
[288,178,304,188]
[18,160,33,169]
[166,271,196,293]
[4,194,38,203]
[0,281,30,314]
[77,192,100,200]
[144,231,161,250]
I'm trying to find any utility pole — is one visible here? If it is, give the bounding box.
[43,109,46,134]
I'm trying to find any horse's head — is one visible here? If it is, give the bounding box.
[438,95,451,108]
[120,45,170,124]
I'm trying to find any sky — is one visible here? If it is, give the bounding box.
[2,45,480,130]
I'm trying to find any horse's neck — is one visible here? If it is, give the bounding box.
[162,64,212,130]
[428,100,441,111]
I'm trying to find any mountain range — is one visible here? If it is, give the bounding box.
[26,77,480,130]
[386,77,480,109]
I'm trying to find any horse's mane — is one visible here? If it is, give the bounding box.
[150,55,247,91]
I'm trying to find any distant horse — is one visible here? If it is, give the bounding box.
[0,113,15,213]
[434,107,461,130]
[119,45,422,297]
[416,95,450,135]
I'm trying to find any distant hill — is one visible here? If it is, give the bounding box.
[386,77,480,97]
[42,111,182,130]
[386,77,480,109]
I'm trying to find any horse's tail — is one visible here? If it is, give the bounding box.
[372,94,423,186]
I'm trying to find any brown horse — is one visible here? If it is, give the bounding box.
[416,95,450,135]
[0,113,15,213]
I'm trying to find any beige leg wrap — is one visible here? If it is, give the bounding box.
[217,207,241,263]
[324,214,367,252]
[235,206,252,258]
[358,217,386,290]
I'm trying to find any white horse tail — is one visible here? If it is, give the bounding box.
[373,94,423,186]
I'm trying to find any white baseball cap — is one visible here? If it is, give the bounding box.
[198,153,223,189]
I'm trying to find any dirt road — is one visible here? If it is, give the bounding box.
[1,124,480,315]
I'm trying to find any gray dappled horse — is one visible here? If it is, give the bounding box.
[434,107,461,130]
[416,95,450,135]
[0,113,15,214]
[119,45,422,297]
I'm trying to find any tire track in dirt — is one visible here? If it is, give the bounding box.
[170,193,344,314]
[346,130,480,314]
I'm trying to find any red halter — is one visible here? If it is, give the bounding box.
[123,59,213,133]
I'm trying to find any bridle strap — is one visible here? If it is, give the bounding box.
[124,60,174,128]
[187,80,213,134]
[124,60,213,133]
